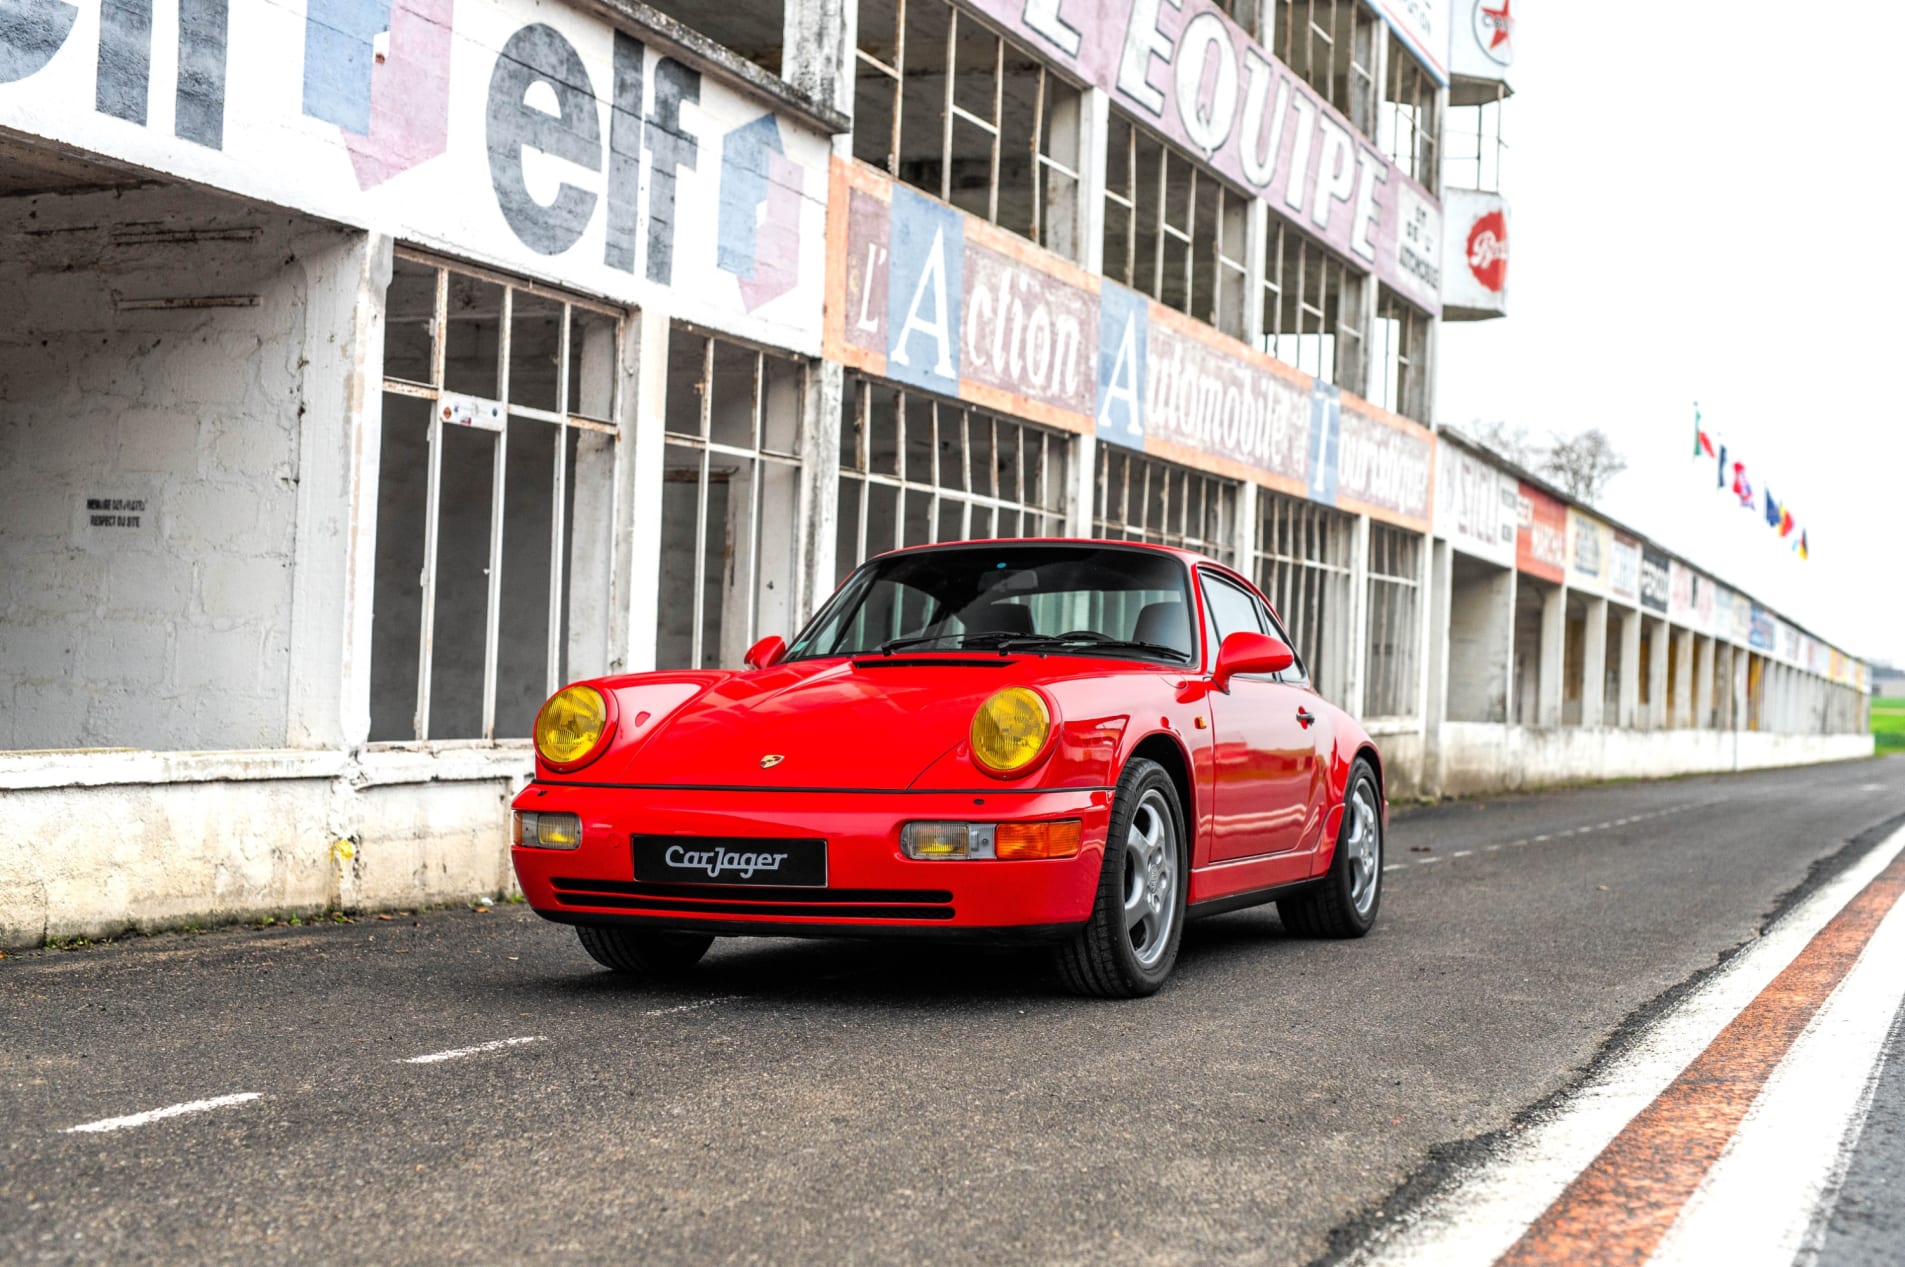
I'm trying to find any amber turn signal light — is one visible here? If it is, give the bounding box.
[993,819,1082,861]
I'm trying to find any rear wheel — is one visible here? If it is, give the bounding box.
[575,925,714,976]
[1054,758,1187,998]
[1278,757,1383,938]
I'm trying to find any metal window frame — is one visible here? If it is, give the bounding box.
[1093,446,1240,565]
[1443,88,1509,194]
[1373,284,1430,422]
[661,324,809,671]
[1380,26,1440,186]
[378,247,624,744]
[854,0,1084,256]
[1269,0,1378,129]
[1362,521,1423,719]
[1251,489,1354,701]
[838,375,1069,570]
[1262,220,1367,387]
[1104,112,1250,340]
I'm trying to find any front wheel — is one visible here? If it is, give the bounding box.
[575,925,714,976]
[1053,758,1188,998]
[1278,757,1383,938]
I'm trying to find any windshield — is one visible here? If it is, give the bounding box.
[784,544,1198,664]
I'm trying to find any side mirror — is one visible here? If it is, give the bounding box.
[743,635,786,671]
[1212,630,1294,692]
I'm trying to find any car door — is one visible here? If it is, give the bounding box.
[1199,571,1315,861]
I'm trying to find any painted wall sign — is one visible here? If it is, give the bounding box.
[1433,441,1516,567]
[1514,481,1565,583]
[1748,605,1775,652]
[1451,0,1514,83]
[1639,545,1670,614]
[1566,507,1610,596]
[1366,0,1453,84]
[1442,187,1508,318]
[1731,584,1754,645]
[828,158,1436,529]
[0,0,830,352]
[1609,533,1640,603]
[955,0,1443,313]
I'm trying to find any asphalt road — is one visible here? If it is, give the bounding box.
[4,756,1904,1266]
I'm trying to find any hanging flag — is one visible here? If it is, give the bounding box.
[1779,506,1795,537]
[1716,443,1727,489]
[1693,404,1716,458]
[1765,490,1782,528]
[1734,463,1754,508]
[1798,530,1810,560]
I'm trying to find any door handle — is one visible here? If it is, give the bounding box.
[1296,708,1315,728]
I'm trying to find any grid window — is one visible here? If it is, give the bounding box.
[1444,91,1508,193]
[1094,447,1240,565]
[1370,285,1431,422]
[855,0,1085,260]
[1262,221,1367,389]
[1379,28,1440,188]
[1103,113,1251,340]
[1269,0,1379,135]
[1252,490,1354,704]
[1363,523,1423,718]
[659,327,807,670]
[835,376,1069,580]
[370,252,623,743]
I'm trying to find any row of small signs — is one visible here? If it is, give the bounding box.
[1434,441,1866,689]
[827,159,1437,530]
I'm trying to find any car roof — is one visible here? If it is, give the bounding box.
[863,536,1224,571]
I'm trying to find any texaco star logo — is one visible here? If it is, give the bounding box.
[1475,0,1514,66]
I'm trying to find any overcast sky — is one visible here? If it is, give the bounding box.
[1435,3,1905,671]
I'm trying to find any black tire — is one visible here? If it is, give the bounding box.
[1278,757,1383,938]
[575,925,714,976]
[1053,757,1188,998]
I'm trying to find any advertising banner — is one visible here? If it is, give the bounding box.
[1610,533,1641,603]
[1713,584,1736,644]
[1639,546,1671,614]
[1450,0,1515,86]
[830,158,1436,528]
[1749,604,1776,651]
[1442,188,1509,319]
[1668,561,1714,633]
[1566,508,1611,596]
[1515,482,1566,583]
[1366,0,1453,84]
[954,0,1443,312]
[1434,441,1517,567]
[0,0,833,353]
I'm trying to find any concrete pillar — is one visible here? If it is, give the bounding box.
[1233,480,1260,577]
[1076,89,1112,278]
[782,0,856,139]
[1647,618,1669,730]
[1694,635,1716,728]
[1618,607,1641,728]
[1537,583,1565,728]
[1580,597,1608,727]
[1243,201,1269,349]
[626,305,672,673]
[1067,432,1098,538]
[1672,628,1695,728]
[288,231,392,750]
[798,358,846,623]
[1424,541,1452,796]
[1347,513,1372,718]
[1503,569,1519,727]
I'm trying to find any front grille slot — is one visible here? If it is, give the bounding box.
[551,877,956,922]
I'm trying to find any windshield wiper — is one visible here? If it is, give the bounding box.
[874,630,1024,655]
[997,631,1192,662]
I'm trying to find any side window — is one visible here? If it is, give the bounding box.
[1260,601,1309,685]
[1200,573,1266,660]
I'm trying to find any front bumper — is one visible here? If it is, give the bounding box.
[510,782,1113,939]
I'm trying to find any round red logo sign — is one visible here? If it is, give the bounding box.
[1465,210,1509,293]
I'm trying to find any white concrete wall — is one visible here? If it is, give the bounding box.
[1433,723,1876,799]
[0,186,357,751]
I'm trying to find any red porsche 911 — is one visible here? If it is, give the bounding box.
[511,539,1386,998]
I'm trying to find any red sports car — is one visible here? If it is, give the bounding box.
[511,539,1386,997]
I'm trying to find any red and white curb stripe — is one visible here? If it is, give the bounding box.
[1355,822,1905,1267]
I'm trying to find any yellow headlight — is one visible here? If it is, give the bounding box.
[970,687,1051,774]
[534,685,608,766]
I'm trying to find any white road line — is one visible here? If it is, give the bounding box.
[403,1036,546,1064]
[1534,834,1551,842]
[1349,825,1905,1267]
[1384,864,1405,874]
[1415,856,1441,866]
[643,996,741,1017]
[1596,822,1614,830]
[64,1093,262,1134]
[1650,879,1905,1266]
[1484,845,1502,852]
[1452,850,1473,858]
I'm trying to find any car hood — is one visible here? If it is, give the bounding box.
[580,656,1094,790]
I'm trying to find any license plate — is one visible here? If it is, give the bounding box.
[632,836,827,888]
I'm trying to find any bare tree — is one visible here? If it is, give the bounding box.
[1543,429,1628,503]
[1471,420,1544,469]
